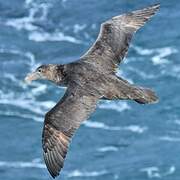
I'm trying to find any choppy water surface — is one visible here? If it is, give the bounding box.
[0,0,180,179]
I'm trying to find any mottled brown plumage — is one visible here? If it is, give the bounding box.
[25,4,160,178]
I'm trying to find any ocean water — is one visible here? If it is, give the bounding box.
[0,0,180,179]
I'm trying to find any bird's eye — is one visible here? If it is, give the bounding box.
[38,69,42,73]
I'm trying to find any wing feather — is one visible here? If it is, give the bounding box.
[81,4,160,73]
[42,88,98,178]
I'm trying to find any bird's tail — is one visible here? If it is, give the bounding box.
[102,77,158,104]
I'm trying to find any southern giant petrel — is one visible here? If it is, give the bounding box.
[25,4,160,178]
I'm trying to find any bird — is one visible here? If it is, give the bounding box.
[25,4,160,178]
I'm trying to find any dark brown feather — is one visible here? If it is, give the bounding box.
[81,4,160,73]
[42,87,98,178]
[41,4,160,178]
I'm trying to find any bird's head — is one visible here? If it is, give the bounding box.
[25,64,60,83]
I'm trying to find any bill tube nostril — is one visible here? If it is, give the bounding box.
[24,72,39,83]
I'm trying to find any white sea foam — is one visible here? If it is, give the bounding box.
[5,1,79,44]
[0,60,59,123]
[0,98,44,115]
[159,136,180,142]
[6,1,51,31]
[123,125,147,134]
[0,48,37,71]
[162,65,180,79]
[5,0,82,44]
[0,97,55,116]
[0,160,108,178]
[0,160,45,169]
[31,84,48,96]
[73,24,87,34]
[151,47,178,65]
[174,119,180,125]
[164,166,176,176]
[29,31,82,43]
[67,169,107,178]
[3,73,19,83]
[99,101,131,112]
[38,100,56,109]
[0,86,56,116]
[83,121,113,129]
[140,165,176,178]
[0,110,43,122]
[97,146,118,152]
[133,45,178,66]
[25,0,34,6]
[0,77,55,122]
[6,18,37,31]
[62,0,68,3]
[141,166,161,178]
[133,46,154,56]
[83,121,147,134]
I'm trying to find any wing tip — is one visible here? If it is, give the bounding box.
[149,3,160,9]
[125,3,160,30]
[146,3,160,13]
[141,3,160,15]
[43,151,62,179]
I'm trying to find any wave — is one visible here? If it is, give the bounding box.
[0,159,108,178]
[25,0,34,6]
[159,136,180,142]
[0,110,43,122]
[0,47,39,93]
[97,146,118,152]
[0,82,56,117]
[6,0,51,31]
[99,101,131,113]
[133,46,155,56]
[0,48,36,70]
[123,125,147,134]
[73,24,87,34]
[0,96,55,117]
[151,47,178,65]
[0,44,57,120]
[133,45,178,66]
[83,121,147,134]
[67,169,108,178]
[62,0,68,3]
[0,159,45,169]
[140,165,176,178]
[4,0,82,44]
[174,119,180,125]
[162,65,180,80]
[5,17,37,31]
[28,31,82,43]
[0,48,49,121]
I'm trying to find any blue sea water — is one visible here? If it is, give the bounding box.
[0,0,180,179]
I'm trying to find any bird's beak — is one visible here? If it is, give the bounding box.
[25,72,39,83]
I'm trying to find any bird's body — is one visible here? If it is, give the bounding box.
[25,4,160,178]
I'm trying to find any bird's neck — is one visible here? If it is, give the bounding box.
[52,64,67,85]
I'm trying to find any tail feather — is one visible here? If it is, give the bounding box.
[134,87,158,104]
[103,76,158,104]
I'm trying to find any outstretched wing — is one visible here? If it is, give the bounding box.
[81,4,160,73]
[42,87,98,178]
